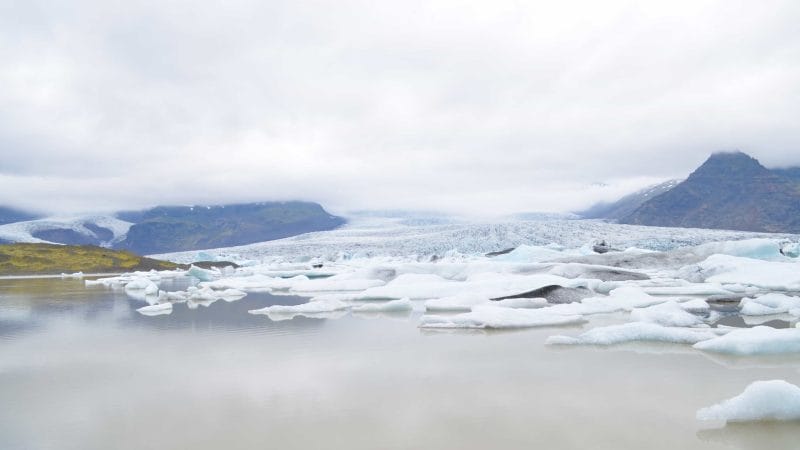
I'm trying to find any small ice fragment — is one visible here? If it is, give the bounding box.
[136,302,173,316]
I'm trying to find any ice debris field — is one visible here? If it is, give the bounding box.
[85,218,800,427]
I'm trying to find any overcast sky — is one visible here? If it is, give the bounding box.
[1,0,799,217]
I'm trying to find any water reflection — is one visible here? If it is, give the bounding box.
[697,421,800,450]
[0,277,334,337]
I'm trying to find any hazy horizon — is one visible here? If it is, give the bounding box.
[2,0,799,216]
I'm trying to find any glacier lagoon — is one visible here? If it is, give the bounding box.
[3,217,800,449]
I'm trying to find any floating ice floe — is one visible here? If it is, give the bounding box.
[679,298,711,313]
[689,254,800,291]
[187,265,218,282]
[159,286,247,305]
[492,298,549,309]
[640,283,733,296]
[630,301,706,327]
[419,305,585,329]
[694,326,800,355]
[249,299,350,316]
[536,286,671,317]
[739,293,800,316]
[351,298,413,313]
[546,322,717,346]
[60,272,84,279]
[136,302,173,316]
[697,380,800,423]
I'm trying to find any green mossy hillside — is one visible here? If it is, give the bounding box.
[0,243,182,276]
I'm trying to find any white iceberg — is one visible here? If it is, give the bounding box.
[419,305,585,329]
[546,322,716,346]
[692,254,800,291]
[136,302,173,316]
[248,299,350,316]
[697,380,800,423]
[694,326,800,355]
[739,293,800,316]
[351,298,413,313]
[630,301,706,327]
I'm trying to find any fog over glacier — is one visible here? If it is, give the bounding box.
[1,0,800,215]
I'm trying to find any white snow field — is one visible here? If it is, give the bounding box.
[83,216,800,425]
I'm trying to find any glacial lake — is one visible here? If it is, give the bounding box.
[1,277,799,450]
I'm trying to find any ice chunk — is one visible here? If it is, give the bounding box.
[546,322,716,346]
[739,293,800,316]
[60,272,84,279]
[694,326,800,355]
[630,301,705,327]
[419,305,585,329]
[679,298,711,314]
[697,380,800,423]
[289,277,385,292]
[351,298,413,313]
[136,302,173,316]
[691,255,800,291]
[425,294,490,312]
[492,298,548,309]
[187,265,217,282]
[249,299,350,315]
[641,284,732,296]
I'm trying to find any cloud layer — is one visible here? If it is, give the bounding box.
[2,0,799,216]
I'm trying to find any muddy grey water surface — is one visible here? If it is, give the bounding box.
[1,278,799,450]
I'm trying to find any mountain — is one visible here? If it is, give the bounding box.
[0,206,41,225]
[620,152,800,233]
[0,201,345,254]
[115,201,345,254]
[577,179,680,220]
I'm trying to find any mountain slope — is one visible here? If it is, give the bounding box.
[620,152,800,233]
[577,179,680,220]
[0,206,41,225]
[0,243,180,275]
[115,201,345,254]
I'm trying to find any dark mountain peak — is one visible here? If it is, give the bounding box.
[690,151,770,179]
[620,150,800,233]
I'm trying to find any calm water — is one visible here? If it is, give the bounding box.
[1,278,799,450]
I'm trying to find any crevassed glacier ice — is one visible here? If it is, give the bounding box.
[697,380,800,423]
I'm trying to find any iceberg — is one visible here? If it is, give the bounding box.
[691,254,800,291]
[697,380,800,423]
[739,293,800,316]
[694,326,800,355]
[351,298,413,313]
[187,265,218,282]
[136,302,173,316]
[419,305,585,329]
[546,322,717,346]
[248,299,350,316]
[630,301,706,327]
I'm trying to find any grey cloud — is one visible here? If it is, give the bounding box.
[1,0,798,215]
